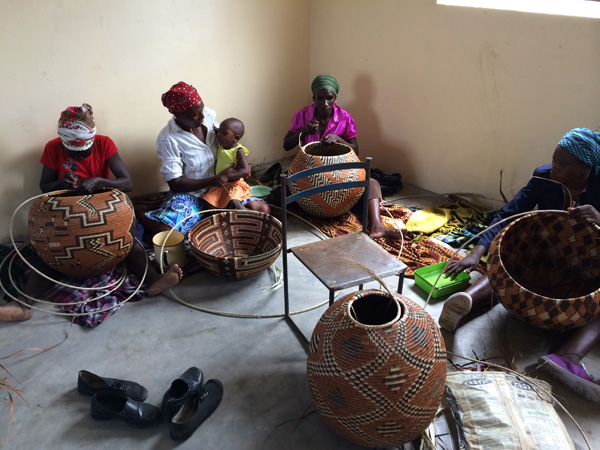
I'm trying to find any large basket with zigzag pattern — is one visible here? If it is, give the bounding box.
[288,142,365,218]
[28,189,135,278]
[188,210,282,280]
[307,289,446,447]
[487,211,600,330]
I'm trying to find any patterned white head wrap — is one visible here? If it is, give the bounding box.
[57,103,97,151]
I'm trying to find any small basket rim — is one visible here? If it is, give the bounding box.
[36,188,125,200]
[345,289,403,329]
[301,140,356,157]
[188,210,282,262]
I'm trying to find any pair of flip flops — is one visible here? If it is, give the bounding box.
[538,353,600,402]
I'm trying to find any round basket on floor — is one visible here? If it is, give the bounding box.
[487,211,600,330]
[288,141,365,218]
[307,289,446,447]
[188,210,282,280]
[28,189,135,278]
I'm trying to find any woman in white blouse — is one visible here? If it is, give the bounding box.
[136,82,244,239]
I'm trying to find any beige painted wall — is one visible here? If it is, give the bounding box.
[2,0,599,241]
[0,0,309,240]
[310,0,600,209]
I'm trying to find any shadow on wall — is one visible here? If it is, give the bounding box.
[346,73,414,184]
[125,144,167,197]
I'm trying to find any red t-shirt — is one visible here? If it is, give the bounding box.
[40,135,119,180]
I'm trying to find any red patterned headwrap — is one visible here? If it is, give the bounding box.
[161,82,202,114]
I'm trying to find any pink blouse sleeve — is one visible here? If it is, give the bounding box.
[341,109,358,140]
[289,110,306,133]
[289,104,316,133]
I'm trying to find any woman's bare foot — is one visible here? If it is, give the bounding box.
[146,264,183,297]
[369,225,406,240]
[0,302,33,322]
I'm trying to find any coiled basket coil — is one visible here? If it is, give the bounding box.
[487,211,600,330]
[188,210,282,280]
[27,189,135,278]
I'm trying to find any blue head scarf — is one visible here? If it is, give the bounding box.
[558,128,600,169]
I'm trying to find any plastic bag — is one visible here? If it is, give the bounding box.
[443,371,575,450]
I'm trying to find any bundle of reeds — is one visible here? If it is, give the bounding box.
[0,360,25,448]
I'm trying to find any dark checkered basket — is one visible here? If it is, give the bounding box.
[307,289,447,447]
[188,210,282,280]
[28,189,135,278]
[288,142,365,218]
[487,211,600,330]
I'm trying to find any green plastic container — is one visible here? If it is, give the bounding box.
[414,261,470,299]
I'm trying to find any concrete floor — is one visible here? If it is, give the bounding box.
[1,184,599,449]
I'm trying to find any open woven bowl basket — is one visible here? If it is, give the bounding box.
[487,211,600,330]
[188,210,282,280]
[288,141,365,218]
[27,189,135,278]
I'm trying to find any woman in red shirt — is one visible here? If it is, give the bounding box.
[0,104,182,322]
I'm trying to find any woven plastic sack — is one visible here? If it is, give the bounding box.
[443,371,575,450]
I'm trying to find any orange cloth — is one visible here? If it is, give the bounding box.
[202,180,252,208]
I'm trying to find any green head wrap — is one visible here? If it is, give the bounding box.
[311,74,340,96]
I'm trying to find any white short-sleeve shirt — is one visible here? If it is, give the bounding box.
[156,107,219,197]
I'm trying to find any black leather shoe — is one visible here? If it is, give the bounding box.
[90,393,161,428]
[161,367,204,420]
[170,379,224,441]
[78,370,148,402]
[371,169,403,197]
[259,162,282,184]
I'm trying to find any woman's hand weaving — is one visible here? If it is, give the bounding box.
[443,245,487,280]
[302,119,319,136]
[62,171,80,190]
[322,133,342,145]
[77,177,104,194]
[568,205,600,226]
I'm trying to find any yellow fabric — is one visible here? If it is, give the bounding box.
[203,144,252,208]
[214,144,249,175]
[406,207,452,233]
[406,200,488,235]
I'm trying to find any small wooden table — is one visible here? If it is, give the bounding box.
[290,231,408,305]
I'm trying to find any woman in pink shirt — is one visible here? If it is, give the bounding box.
[283,74,404,239]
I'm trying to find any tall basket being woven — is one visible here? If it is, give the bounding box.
[288,139,365,218]
[28,189,135,278]
[487,211,600,330]
[306,289,446,448]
